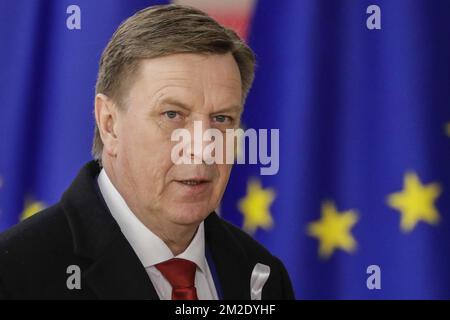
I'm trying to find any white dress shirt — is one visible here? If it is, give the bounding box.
[97,169,218,300]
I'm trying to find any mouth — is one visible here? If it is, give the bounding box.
[174,178,212,195]
[177,179,210,186]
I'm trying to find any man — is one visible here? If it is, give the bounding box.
[0,4,294,300]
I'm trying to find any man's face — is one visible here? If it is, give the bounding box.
[112,53,242,227]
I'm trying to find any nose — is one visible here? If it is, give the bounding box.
[185,118,214,164]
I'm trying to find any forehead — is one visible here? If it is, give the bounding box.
[130,53,243,106]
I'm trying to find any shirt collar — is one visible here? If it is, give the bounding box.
[97,168,207,272]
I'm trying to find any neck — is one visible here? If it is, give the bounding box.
[156,223,198,256]
[133,207,199,256]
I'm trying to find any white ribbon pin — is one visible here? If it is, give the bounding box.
[250,263,271,300]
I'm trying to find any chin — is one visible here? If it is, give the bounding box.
[168,203,213,226]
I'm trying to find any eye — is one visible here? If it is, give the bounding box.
[213,115,233,124]
[163,111,182,120]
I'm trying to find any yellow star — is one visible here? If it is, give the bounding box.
[446,122,450,137]
[387,172,441,232]
[307,201,358,259]
[238,179,275,233]
[21,200,45,221]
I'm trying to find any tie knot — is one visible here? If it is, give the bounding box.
[155,258,198,298]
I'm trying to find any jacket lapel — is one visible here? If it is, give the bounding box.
[62,161,159,300]
[83,234,159,299]
[205,213,252,300]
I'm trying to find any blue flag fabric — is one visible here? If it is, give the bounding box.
[220,0,450,299]
[0,0,166,230]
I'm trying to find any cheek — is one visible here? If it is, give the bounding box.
[118,116,174,183]
[215,164,232,193]
[125,150,175,207]
[128,140,174,183]
[119,115,167,160]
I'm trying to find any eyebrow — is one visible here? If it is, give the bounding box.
[159,98,192,112]
[159,97,242,114]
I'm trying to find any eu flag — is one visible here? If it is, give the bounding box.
[221,0,450,299]
[0,0,166,230]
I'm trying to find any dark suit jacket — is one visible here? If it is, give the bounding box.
[0,161,294,299]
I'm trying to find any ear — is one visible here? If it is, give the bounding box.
[94,93,119,158]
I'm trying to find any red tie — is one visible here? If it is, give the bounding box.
[155,258,199,300]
